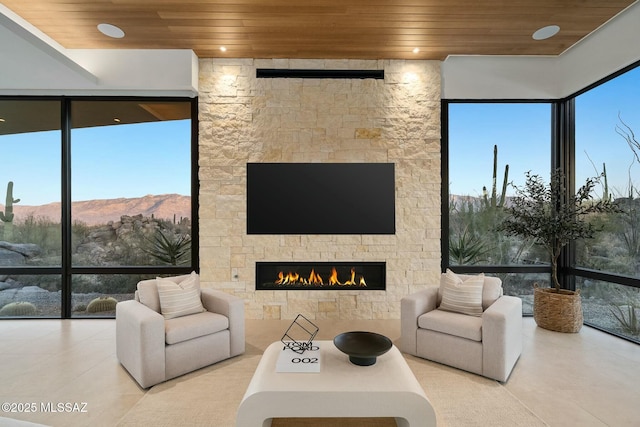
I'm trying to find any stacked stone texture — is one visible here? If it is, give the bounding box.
[198,59,441,320]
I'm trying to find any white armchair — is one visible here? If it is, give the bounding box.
[116,273,245,388]
[400,270,522,382]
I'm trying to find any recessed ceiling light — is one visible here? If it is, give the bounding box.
[532,25,560,40]
[97,23,125,39]
[220,46,227,52]
[0,118,5,123]
[412,48,420,54]
[113,118,121,123]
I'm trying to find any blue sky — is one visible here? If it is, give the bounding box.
[449,65,640,198]
[575,67,640,198]
[449,103,551,198]
[1,120,191,206]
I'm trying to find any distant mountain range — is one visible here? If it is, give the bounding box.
[2,194,191,226]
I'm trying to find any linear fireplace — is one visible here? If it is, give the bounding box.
[256,262,386,291]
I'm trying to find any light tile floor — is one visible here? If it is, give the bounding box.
[0,318,639,426]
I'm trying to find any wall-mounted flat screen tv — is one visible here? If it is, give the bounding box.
[247,163,395,234]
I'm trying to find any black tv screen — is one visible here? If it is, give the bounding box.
[247,163,395,234]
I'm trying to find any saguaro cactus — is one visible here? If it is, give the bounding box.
[602,162,612,202]
[0,181,20,240]
[482,145,509,209]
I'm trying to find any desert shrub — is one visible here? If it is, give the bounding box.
[13,215,61,257]
[580,279,621,300]
[71,275,99,293]
[73,304,87,313]
[71,220,91,252]
[500,273,546,297]
[12,275,61,292]
[98,275,140,294]
[72,274,143,295]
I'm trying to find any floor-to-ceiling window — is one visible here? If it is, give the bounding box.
[0,100,62,317]
[574,64,640,342]
[444,62,640,343]
[445,102,552,314]
[0,98,197,318]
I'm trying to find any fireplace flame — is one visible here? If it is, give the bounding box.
[274,266,366,287]
[308,269,323,284]
[275,271,302,285]
[329,267,340,285]
[340,267,357,285]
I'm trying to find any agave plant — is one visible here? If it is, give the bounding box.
[449,226,491,265]
[145,229,191,265]
[610,303,640,335]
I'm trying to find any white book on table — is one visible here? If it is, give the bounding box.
[276,342,321,373]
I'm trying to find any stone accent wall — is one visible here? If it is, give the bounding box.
[198,58,441,320]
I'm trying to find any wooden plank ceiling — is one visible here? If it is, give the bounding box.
[2,0,636,60]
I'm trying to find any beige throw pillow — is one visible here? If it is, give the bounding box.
[157,274,205,319]
[438,269,484,316]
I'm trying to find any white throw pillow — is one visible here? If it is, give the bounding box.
[438,269,484,317]
[157,273,205,319]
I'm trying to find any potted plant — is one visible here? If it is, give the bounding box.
[499,169,617,332]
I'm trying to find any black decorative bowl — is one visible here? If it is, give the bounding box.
[333,331,393,366]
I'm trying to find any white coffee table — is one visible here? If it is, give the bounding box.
[236,340,436,427]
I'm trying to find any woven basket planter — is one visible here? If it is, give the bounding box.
[533,285,583,333]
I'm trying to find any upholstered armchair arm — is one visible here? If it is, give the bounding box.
[482,295,523,382]
[400,286,439,356]
[201,289,245,357]
[115,300,166,389]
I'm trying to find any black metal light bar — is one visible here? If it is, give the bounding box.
[256,69,384,79]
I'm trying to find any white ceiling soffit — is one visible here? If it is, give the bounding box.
[65,49,199,97]
[0,4,97,88]
[0,4,198,97]
[557,0,640,97]
[442,0,640,99]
